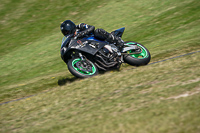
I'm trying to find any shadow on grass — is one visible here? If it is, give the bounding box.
[57,76,78,86]
[57,68,121,86]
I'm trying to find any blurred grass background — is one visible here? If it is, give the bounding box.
[0,0,200,132]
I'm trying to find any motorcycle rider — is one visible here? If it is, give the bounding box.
[60,20,124,50]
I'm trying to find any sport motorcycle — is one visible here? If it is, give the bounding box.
[60,27,151,78]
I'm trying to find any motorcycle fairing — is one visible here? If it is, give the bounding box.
[61,37,107,61]
[61,27,125,61]
[69,38,107,55]
[60,36,72,59]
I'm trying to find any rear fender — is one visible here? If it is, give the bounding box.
[111,27,125,37]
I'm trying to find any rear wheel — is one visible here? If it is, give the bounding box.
[123,41,151,66]
[67,58,99,78]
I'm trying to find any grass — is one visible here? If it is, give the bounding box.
[1,53,200,133]
[0,0,200,132]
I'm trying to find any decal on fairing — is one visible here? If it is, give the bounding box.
[77,40,85,47]
[76,40,89,48]
[89,42,99,49]
[89,44,96,49]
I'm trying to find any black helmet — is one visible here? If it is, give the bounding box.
[60,20,76,36]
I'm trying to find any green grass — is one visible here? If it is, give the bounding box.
[1,53,200,133]
[0,0,200,132]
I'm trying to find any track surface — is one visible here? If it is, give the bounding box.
[1,50,199,106]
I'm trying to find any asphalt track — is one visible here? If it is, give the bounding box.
[1,50,200,106]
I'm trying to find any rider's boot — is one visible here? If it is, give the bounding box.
[114,36,124,52]
[106,31,124,51]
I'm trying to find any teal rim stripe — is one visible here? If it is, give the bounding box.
[125,42,149,59]
[72,58,96,75]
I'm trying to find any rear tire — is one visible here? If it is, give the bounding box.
[123,41,151,66]
[67,58,99,78]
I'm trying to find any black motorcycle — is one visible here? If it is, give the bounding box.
[60,27,151,78]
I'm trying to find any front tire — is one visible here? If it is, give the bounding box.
[123,41,151,66]
[67,58,99,78]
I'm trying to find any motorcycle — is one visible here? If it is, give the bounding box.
[60,27,151,78]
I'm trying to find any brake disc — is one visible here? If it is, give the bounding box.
[76,60,92,72]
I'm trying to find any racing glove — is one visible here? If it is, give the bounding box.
[75,32,85,39]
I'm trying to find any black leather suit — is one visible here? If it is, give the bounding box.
[76,23,123,49]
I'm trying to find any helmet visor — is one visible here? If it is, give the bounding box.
[64,30,70,35]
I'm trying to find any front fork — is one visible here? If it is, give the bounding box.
[72,50,85,61]
[79,52,84,61]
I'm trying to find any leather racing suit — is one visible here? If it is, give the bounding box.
[75,23,124,50]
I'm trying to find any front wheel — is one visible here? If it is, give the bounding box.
[67,58,99,78]
[123,41,151,66]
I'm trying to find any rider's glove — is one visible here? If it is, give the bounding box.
[75,32,85,38]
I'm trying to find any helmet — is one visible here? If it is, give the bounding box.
[60,20,76,36]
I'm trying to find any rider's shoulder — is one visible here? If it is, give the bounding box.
[77,23,89,29]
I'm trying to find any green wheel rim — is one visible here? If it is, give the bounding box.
[126,42,149,59]
[72,58,96,75]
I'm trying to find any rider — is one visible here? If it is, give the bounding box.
[60,20,124,50]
